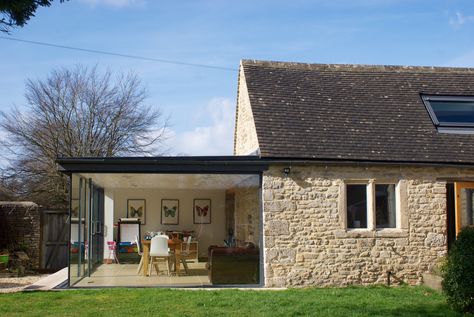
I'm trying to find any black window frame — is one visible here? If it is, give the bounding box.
[421,94,474,128]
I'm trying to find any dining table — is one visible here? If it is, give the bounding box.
[141,238,182,276]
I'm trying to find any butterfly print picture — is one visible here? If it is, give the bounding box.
[194,199,211,224]
[127,199,146,224]
[161,199,179,225]
[130,206,143,217]
[196,205,208,217]
[164,206,176,217]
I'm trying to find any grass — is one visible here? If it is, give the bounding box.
[0,286,462,317]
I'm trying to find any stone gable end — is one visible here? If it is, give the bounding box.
[234,65,259,155]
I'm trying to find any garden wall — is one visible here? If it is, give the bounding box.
[0,202,41,269]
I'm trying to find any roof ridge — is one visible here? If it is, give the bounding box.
[241,59,474,73]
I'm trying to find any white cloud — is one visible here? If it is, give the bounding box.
[79,0,146,9]
[449,11,474,27]
[164,98,235,156]
[445,49,474,67]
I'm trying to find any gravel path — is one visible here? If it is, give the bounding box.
[0,274,48,293]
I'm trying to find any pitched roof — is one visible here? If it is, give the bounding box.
[241,59,474,164]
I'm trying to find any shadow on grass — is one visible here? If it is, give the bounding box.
[0,283,26,289]
[316,303,461,317]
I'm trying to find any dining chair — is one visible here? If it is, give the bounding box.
[106,241,120,264]
[135,235,145,275]
[148,235,171,276]
[179,236,193,274]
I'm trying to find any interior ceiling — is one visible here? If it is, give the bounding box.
[78,173,260,190]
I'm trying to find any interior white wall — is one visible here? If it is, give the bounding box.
[103,189,114,260]
[112,188,226,257]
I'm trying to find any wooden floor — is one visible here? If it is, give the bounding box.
[74,262,211,287]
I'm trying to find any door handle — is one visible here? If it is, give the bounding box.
[96,221,102,234]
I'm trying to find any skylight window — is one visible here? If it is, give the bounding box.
[421,95,474,133]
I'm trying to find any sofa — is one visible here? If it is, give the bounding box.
[207,245,259,285]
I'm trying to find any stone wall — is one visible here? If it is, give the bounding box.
[234,187,260,246]
[0,202,41,269]
[261,165,468,287]
[233,65,260,155]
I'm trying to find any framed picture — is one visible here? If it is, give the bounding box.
[71,199,79,218]
[194,199,211,224]
[127,199,146,224]
[161,199,179,225]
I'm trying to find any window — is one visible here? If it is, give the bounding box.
[346,184,368,229]
[345,182,400,230]
[421,95,474,132]
[375,184,396,229]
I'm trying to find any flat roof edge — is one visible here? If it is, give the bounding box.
[56,155,261,164]
[56,156,269,173]
[56,155,474,174]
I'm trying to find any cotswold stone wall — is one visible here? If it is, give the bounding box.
[261,165,465,287]
[233,65,260,155]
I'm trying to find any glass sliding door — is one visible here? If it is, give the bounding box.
[89,183,105,272]
[69,175,81,285]
[69,175,104,286]
[82,178,90,277]
[69,175,88,284]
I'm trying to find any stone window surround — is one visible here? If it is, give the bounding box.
[336,179,409,238]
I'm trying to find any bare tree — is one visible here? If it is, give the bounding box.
[0,65,167,207]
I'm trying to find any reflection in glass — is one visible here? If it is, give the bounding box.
[430,100,474,125]
[82,179,90,277]
[347,184,367,229]
[460,188,474,228]
[69,175,81,285]
[375,184,396,229]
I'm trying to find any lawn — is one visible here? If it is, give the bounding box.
[0,286,461,317]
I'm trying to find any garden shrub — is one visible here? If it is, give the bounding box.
[441,226,474,313]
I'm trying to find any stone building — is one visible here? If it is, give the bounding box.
[234,60,474,287]
[57,60,474,288]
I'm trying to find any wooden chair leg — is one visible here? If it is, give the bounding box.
[166,258,171,276]
[137,256,143,274]
[170,257,176,271]
[154,261,160,275]
[181,259,189,274]
[148,257,153,276]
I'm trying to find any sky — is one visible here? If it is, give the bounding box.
[1,0,474,156]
